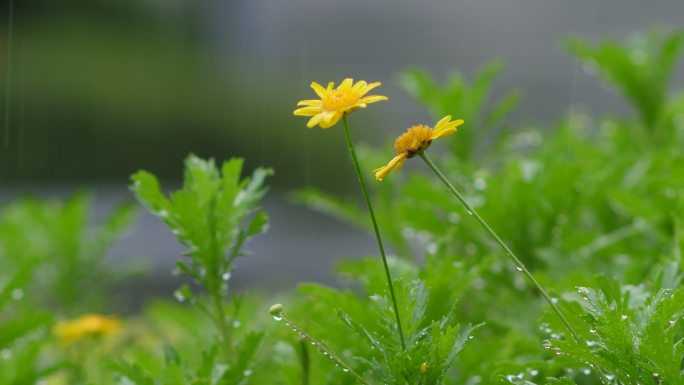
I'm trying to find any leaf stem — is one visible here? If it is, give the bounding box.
[418,152,580,343]
[342,116,406,351]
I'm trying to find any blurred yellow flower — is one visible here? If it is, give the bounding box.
[293,78,387,129]
[53,314,121,344]
[374,116,464,180]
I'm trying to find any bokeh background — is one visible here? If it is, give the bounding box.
[1,0,683,308]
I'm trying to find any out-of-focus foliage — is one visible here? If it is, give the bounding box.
[565,29,684,135]
[1,28,683,385]
[0,193,135,384]
[120,155,271,385]
[0,194,136,311]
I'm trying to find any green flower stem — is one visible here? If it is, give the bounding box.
[342,116,406,351]
[418,152,580,343]
[298,338,310,385]
[280,313,369,385]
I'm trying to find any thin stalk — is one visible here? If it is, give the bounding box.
[298,338,310,385]
[342,116,406,351]
[419,152,580,343]
[280,313,369,385]
[212,289,232,360]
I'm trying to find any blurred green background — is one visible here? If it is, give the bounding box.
[0,0,683,296]
[1,0,682,189]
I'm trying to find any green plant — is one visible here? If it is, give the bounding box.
[121,154,272,384]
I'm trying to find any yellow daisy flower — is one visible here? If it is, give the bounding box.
[374,116,464,180]
[53,314,121,344]
[293,78,388,129]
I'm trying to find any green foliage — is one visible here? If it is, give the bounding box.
[112,336,263,385]
[565,29,684,135]
[125,155,271,384]
[2,27,684,385]
[293,27,684,385]
[546,262,684,385]
[0,193,136,312]
[0,192,134,385]
[131,155,271,305]
[340,280,478,385]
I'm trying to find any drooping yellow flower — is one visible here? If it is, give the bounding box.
[53,314,121,344]
[293,78,388,129]
[374,116,464,180]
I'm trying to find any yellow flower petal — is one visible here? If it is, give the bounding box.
[306,114,324,128]
[352,80,368,92]
[359,95,389,105]
[374,154,407,181]
[431,117,464,139]
[295,78,386,129]
[359,82,382,95]
[293,106,322,116]
[311,82,327,98]
[53,314,120,345]
[319,111,343,129]
[433,115,453,131]
[297,99,323,107]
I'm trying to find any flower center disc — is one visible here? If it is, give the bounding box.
[395,125,433,157]
[322,90,359,110]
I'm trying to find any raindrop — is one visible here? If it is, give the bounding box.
[604,374,615,381]
[529,370,539,376]
[465,243,477,255]
[11,288,23,300]
[653,373,659,378]
[668,319,676,326]
[468,335,474,340]
[342,368,349,373]
[272,314,282,321]
[582,368,591,375]
[589,328,597,334]
[621,314,628,321]
[173,290,185,303]
[222,272,232,281]
[550,297,558,304]
[466,210,473,216]
[515,266,523,272]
